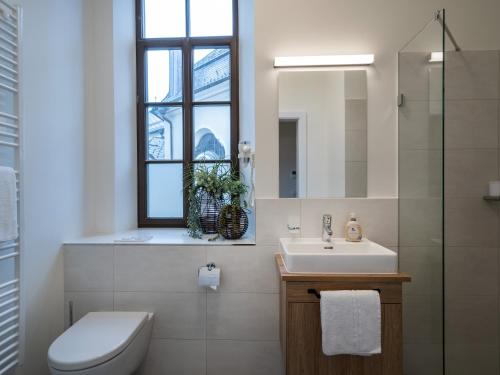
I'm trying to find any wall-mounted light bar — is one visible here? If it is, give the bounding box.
[429,51,443,62]
[273,54,375,68]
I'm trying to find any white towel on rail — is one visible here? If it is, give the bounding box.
[320,290,381,356]
[0,166,18,241]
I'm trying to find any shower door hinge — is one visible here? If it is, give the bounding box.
[397,93,406,108]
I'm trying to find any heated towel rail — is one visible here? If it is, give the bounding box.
[0,1,22,374]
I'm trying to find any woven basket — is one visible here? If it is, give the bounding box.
[198,190,225,234]
[217,204,249,240]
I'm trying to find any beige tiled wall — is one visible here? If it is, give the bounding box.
[399,49,500,375]
[345,70,368,198]
[443,50,500,375]
[398,51,445,375]
[64,197,397,375]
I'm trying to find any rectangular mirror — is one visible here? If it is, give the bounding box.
[278,70,367,198]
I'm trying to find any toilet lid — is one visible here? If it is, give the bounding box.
[48,311,149,371]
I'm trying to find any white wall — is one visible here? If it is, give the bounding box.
[85,0,115,234]
[85,0,136,234]
[112,0,137,233]
[79,0,500,230]
[15,0,86,374]
[254,0,500,198]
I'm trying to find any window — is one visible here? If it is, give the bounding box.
[136,0,239,227]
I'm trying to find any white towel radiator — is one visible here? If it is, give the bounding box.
[0,1,22,373]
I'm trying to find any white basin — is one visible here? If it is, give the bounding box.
[280,238,397,274]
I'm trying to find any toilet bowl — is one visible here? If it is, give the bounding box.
[48,311,154,375]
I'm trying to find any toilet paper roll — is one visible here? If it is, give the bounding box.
[198,266,220,290]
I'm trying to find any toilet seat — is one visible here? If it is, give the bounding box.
[48,312,149,372]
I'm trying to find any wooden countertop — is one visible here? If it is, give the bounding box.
[275,253,411,282]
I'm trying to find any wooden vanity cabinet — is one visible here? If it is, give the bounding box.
[276,254,411,375]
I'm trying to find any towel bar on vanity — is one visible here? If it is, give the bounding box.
[307,288,381,299]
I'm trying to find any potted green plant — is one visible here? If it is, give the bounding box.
[217,173,249,240]
[186,163,228,238]
[186,163,249,239]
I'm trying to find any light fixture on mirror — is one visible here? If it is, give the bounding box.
[273,54,375,68]
[429,51,443,62]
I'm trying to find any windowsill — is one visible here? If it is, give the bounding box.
[64,228,256,246]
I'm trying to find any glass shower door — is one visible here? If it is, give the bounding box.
[398,11,445,375]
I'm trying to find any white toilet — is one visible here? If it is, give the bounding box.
[48,311,154,375]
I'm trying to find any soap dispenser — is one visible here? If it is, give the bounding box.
[345,213,363,242]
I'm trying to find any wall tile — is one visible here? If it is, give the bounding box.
[345,162,367,198]
[403,294,443,344]
[446,295,498,345]
[445,51,500,100]
[445,149,498,198]
[64,245,114,291]
[207,340,283,375]
[403,343,442,375]
[345,99,367,131]
[140,339,205,375]
[445,198,499,247]
[345,71,367,100]
[399,198,442,247]
[445,100,498,149]
[64,292,113,328]
[207,293,279,340]
[399,247,442,295]
[300,198,398,246]
[115,292,206,339]
[399,149,442,199]
[445,247,498,296]
[206,246,279,293]
[399,100,442,151]
[445,344,499,375]
[255,199,300,245]
[114,245,206,292]
[345,130,367,162]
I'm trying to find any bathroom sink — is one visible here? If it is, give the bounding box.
[279,238,397,274]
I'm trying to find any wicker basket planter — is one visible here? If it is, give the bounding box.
[217,204,249,240]
[198,190,225,234]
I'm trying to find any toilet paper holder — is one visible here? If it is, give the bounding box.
[197,262,217,275]
[198,262,220,290]
[206,262,216,271]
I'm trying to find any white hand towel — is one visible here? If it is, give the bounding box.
[0,166,18,241]
[320,290,381,356]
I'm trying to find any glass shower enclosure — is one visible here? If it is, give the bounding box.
[398,9,500,374]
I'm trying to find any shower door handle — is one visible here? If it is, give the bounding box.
[397,93,406,107]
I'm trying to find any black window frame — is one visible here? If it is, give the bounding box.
[135,0,239,227]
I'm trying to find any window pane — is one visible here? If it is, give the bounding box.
[189,0,233,37]
[193,162,231,176]
[193,105,231,160]
[144,0,186,38]
[192,163,232,201]
[146,49,182,103]
[147,163,184,218]
[193,47,231,102]
[147,106,183,160]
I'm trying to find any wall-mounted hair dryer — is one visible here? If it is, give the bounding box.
[238,141,255,208]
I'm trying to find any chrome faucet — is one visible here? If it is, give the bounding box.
[322,214,333,242]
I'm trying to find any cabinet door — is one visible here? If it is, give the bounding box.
[287,302,383,375]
